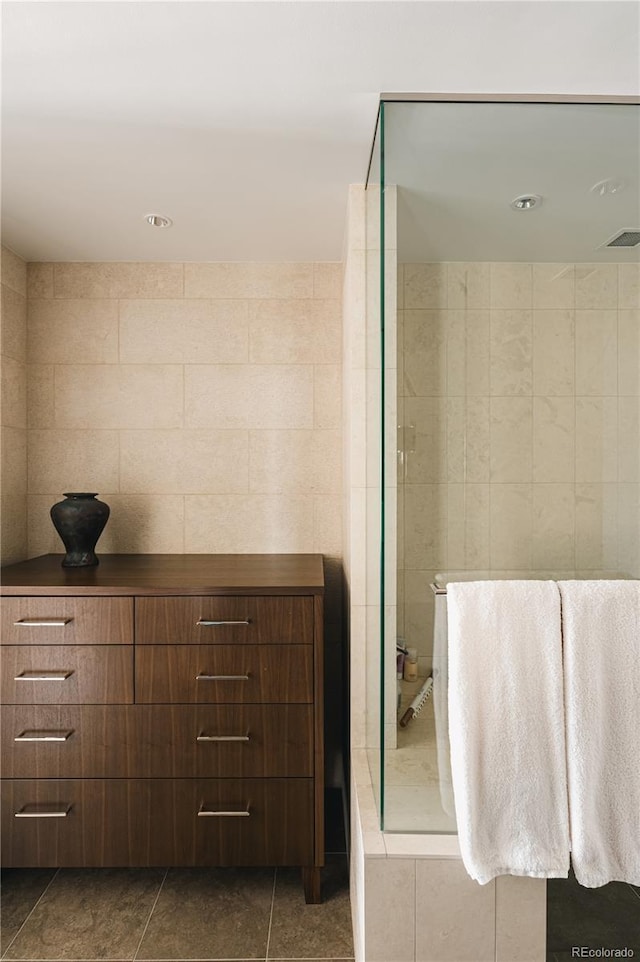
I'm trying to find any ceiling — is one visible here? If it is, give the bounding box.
[388,101,640,263]
[2,1,639,263]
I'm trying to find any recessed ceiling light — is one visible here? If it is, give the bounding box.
[144,214,173,228]
[510,194,542,211]
[590,178,625,196]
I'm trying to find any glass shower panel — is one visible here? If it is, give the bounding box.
[380,99,640,833]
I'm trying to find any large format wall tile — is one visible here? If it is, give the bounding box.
[54,364,184,429]
[1,356,26,429]
[28,430,120,494]
[532,483,575,570]
[618,310,640,395]
[415,859,495,962]
[533,396,575,482]
[184,494,315,552]
[575,263,617,309]
[575,309,617,395]
[619,264,640,309]
[53,262,184,298]
[403,263,447,309]
[249,298,341,363]
[490,263,532,309]
[403,311,447,396]
[1,247,27,296]
[575,397,618,482]
[532,263,575,309]
[532,309,575,395]
[120,429,249,494]
[248,429,341,494]
[490,397,533,482]
[184,262,313,298]
[28,299,118,363]
[1,285,27,361]
[489,483,533,569]
[447,262,490,309]
[490,310,533,395]
[185,363,314,429]
[119,299,249,363]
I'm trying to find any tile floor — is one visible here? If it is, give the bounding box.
[547,871,640,961]
[1,793,354,962]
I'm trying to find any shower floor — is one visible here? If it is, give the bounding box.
[371,677,458,834]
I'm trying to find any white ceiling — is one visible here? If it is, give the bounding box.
[2,1,639,263]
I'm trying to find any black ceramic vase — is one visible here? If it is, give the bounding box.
[50,493,110,567]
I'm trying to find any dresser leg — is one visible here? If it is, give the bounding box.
[302,866,322,903]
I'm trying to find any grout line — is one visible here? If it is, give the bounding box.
[263,867,278,962]
[1,867,60,959]
[132,866,168,962]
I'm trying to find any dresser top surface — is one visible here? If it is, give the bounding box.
[0,554,325,596]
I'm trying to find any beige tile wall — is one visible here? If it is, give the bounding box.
[398,261,640,659]
[1,247,28,564]
[25,261,343,570]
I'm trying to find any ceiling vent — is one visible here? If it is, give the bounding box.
[602,229,640,248]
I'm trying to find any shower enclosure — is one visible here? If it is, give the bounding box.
[365,96,640,836]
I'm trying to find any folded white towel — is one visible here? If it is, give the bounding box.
[433,591,455,817]
[448,580,570,884]
[559,579,640,887]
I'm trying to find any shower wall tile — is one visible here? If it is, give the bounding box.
[447,483,490,571]
[490,310,532,395]
[575,483,619,570]
[575,263,618,309]
[533,396,575,483]
[575,397,618,482]
[489,484,533,569]
[447,309,490,396]
[404,397,447,483]
[28,299,118,364]
[403,484,447,569]
[618,310,640,395]
[532,483,575,570]
[403,263,447,309]
[489,397,533,482]
[119,299,249,363]
[465,397,491,482]
[54,364,184,429]
[618,264,640,309]
[575,310,618,395]
[403,310,447,396]
[489,263,532,309]
[532,263,575,309]
[447,262,490,309]
[618,483,640,577]
[415,859,495,962]
[446,396,466,482]
[532,309,575,395]
[618,395,640,482]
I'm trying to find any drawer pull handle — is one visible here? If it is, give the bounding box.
[14,670,73,682]
[15,803,72,818]
[15,729,74,742]
[14,619,72,627]
[196,619,251,627]
[196,733,250,742]
[195,673,250,682]
[197,804,250,817]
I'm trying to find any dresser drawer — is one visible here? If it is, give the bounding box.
[136,705,314,777]
[136,596,313,645]
[0,646,133,704]
[1,598,133,645]
[1,705,313,778]
[136,645,313,704]
[1,706,137,778]
[1,779,141,866]
[1,778,314,867]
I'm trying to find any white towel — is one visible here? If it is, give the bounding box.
[448,580,570,884]
[559,579,640,887]
[433,592,455,817]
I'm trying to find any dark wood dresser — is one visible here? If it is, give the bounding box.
[0,553,325,902]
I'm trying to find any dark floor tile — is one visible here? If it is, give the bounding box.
[136,867,274,961]
[629,884,640,900]
[1,868,57,955]
[267,857,353,961]
[4,867,165,960]
[547,871,640,954]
